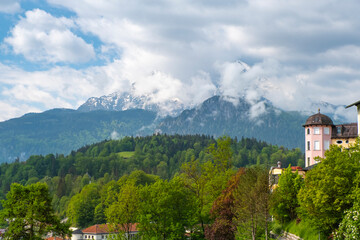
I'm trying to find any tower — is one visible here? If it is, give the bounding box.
[303,110,333,168]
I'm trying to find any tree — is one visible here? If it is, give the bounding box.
[205,168,245,240]
[106,180,140,240]
[180,136,234,236]
[0,182,71,239]
[207,136,233,171]
[233,166,270,240]
[334,203,360,240]
[271,165,304,223]
[298,143,360,235]
[67,183,101,228]
[138,178,197,240]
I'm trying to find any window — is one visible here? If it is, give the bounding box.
[324,127,329,135]
[324,140,330,150]
[336,140,343,144]
[307,141,310,150]
[307,128,310,134]
[314,127,320,134]
[307,157,310,167]
[346,140,349,143]
[337,126,342,134]
[314,141,320,150]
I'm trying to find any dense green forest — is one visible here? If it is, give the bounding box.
[0,135,302,209]
[0,134,307,239]
[2,134,359,239]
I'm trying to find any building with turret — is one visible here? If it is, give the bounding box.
[303,100,360,168]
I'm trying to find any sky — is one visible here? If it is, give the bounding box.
[0,0,360,121]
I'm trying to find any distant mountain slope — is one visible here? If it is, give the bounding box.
[157,96,308,149]
[0,109,156,162]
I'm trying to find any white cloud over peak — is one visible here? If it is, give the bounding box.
[5,9,95,63]
[1,0,360,122]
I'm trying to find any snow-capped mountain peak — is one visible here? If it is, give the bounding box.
[78,91,185,117]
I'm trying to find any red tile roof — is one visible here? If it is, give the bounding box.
[82,224,109,234]
[45,237,65,240]
[82,223,138,234]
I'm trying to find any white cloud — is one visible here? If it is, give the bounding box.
[0,101,40,121]
[1,0,360,122]
[0,0,20,13]
[5,9,95,63]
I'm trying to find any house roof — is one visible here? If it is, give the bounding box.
[72,229,83,234]
[82,223,138,234]
[303,163,318,171]
[303,111,333,127]
[82,224,110,234]
[45,237,64,240]
[332,123,358,139]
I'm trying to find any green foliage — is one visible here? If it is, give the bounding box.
[271,222,282,235]
[298,142,360,235]
[180,136,236,237]
[66,183,101,228]
[0,182,71,239]
[117,151,135,158]
[138,178,197,240]
[234,166,271,240]
[334,202,360,240]
[208,136,233,170]
[0,134,302,229]
[282,219,325,240]
[106,180,140,240]
[271,166,304,222]
[205,168,245,240]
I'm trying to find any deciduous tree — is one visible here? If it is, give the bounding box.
[0,182,71,239]
[233,166,270,240]
[298,143,360,235]
[205,168,245,240]
[271,165,304,223]
[138,178,197,240]
[106,180,140,240]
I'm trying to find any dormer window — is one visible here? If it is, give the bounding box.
[337,126,342,134]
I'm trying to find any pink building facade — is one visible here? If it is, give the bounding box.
[304,125,332,167]
[303,107,359,168]
[303,111,334,168]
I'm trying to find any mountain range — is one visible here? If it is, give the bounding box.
[0,92,351,163]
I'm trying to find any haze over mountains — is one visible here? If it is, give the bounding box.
[0,90,353,163]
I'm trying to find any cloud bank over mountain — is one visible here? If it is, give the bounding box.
[0,0,359,121]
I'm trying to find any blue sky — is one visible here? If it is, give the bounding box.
[0,0,360,121]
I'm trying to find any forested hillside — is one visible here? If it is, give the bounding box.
[0,135,302,220]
